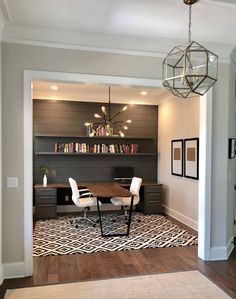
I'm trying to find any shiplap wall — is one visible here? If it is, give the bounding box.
[33,99,158,184]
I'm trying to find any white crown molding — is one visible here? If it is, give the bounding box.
[203,0,236,9]
[2,23,234,62]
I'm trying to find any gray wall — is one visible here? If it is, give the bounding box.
[2,43,162,263]
[1,42,235,266]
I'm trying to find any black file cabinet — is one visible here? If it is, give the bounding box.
[143,184,162,214]
[35,188,57,219]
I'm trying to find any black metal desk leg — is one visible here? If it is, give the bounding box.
[127,195,134,235]
[96,198,104,237]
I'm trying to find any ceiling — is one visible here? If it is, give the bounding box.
[32,81,170,105]
[0,0,236,59]
[1,0,228,102]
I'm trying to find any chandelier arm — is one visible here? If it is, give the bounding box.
[110,110,125,121]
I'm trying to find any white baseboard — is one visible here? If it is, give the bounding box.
[162,204,198,231]
[2,262,25,279]
[210,236,234,261]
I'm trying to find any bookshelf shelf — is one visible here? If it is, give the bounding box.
[34,134,153,140]
[35,152,156,156]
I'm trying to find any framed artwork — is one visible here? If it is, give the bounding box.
[171,139,183,176]
[184,138,199,180]
[228,138,236,159]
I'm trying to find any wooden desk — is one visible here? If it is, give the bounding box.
[86,182,134,237]
[34,181,163,216]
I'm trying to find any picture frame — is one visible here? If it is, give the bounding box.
[228,138,236,159]
[184,138,199,180]
[171,139,183,176]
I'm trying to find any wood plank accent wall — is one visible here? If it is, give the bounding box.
[33,99,158,184]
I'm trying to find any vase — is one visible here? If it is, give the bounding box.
[43,174,47,187]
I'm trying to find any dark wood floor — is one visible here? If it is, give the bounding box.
[1,217,236,299]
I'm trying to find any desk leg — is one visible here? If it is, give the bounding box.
[100,195,134,238]
[127,195,134,235]
[96,198,104,237]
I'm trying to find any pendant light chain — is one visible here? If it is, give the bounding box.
[188,4,192,43]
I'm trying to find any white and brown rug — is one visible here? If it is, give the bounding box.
[5,270,230,299]
[33,213,198,256]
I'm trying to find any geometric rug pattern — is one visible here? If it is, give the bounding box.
[33,213,198,256]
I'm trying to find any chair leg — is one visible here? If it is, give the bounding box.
[72,207,97,228]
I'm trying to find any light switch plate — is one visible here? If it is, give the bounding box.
[7,177,18,188]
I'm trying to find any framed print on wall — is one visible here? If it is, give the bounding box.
[171,139,183,176]
[184,138,199,180]
[228,138,236,159]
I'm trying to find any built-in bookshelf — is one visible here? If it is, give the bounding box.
[34,134,155,156]
[54,141,138,154]
[33,100,158,183]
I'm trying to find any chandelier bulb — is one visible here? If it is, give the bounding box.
[94,113,102,118]
[119,131,125,137]
[101,106,107,114]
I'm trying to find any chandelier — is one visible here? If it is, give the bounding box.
[84,86,132,137]
[162,0,218,98]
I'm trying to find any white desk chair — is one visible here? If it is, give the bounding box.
[68,177,101,227]
[110,177,142,222]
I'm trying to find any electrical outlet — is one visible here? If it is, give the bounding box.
[7,177,18,188]
[65,195,69,202]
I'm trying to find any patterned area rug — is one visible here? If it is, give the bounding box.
[33,213,198,256]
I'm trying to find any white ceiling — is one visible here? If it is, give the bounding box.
[33,81,169,105]
[0,0,236,59]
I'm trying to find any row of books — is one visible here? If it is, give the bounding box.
[54,142,138,154]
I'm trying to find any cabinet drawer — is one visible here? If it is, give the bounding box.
[145,185,162,194]
[35,205,56,219]
[35,188,57,196]
[35,196,56,205]
[145,193,162,202]
[145,201,162,214]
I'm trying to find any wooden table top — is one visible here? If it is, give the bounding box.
[34,182,132,197]
[85,182,132,198]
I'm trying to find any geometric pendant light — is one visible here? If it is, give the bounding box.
[162,0,218,98]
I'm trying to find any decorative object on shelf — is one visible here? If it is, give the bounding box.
[184,138,199,180]
[162,0,218,98]
[228,138,236,159]
[171,139,184,176]
[40,164,51,186]
[43,174,47,187]
[84,86,132,137]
